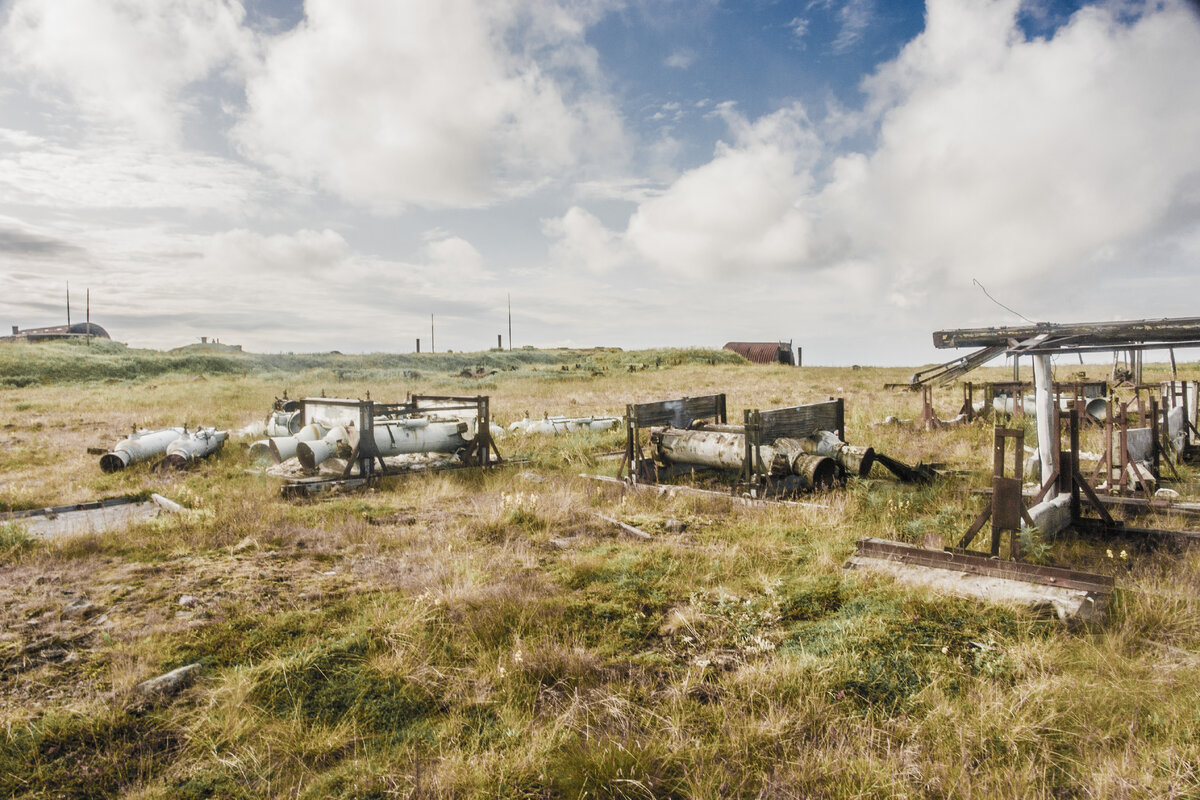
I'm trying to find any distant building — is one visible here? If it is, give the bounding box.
[723,341,798,366]
[1,322,110,343]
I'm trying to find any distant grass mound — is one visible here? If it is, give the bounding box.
[0,340,746,386]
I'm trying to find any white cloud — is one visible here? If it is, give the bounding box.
[572,0,1200,318]
[624,103,820,275]
[232,0,627,211]
[832,0,874,53]
[665,49,696,69]
[0,133,271,212]
[543,206,630,273]
[789,16,810,41]
[1,0,254,143]
[826,0,1200,300]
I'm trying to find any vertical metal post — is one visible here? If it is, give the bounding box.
[416,338,420,353]
[1033,354,1056,498]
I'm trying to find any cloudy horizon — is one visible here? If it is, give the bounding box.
[2,0,1198,365]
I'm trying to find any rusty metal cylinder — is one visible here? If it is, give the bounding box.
[838,444,875,478]
[100,427,186,473]
[787,452,839,490]
[778,431,875,478]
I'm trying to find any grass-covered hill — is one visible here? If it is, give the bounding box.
[0,339,744,387]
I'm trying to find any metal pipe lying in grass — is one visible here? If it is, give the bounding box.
[162,428,229,469]
[100,428,186,473]
[652,427,839,490]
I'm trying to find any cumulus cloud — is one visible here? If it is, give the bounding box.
[828,0,1200,297]
[544,206,630,273]
[565,0,1200,316]
[1,0,254,142]
[233,0,627,211]
[624,103,821,275]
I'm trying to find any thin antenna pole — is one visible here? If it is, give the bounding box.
[66,281,71,327]
[507,293,512,351]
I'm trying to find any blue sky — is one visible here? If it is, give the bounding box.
[1,0,1198,365]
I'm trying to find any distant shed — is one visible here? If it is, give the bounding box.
[1,322,110,343]
[723,341,798,366]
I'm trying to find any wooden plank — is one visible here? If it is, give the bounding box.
[630,395,725,429]
[595,513,652,540]
[758,400,843,442]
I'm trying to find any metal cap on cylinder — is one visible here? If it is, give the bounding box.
[99,451,131,473]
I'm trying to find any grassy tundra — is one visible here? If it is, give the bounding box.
[1,341,1199,799]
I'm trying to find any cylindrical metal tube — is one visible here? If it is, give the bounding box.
[265,410,302,437]
[100,428,186,473]
[787,452,839,490]
[655,428,749,472]
[778,432,875,478]
[297,426,350,470]
[248,440,272,461]
[269,423,327,463]
[162,428,229,468]
[368,418,469,457]
[993,396,1038,416]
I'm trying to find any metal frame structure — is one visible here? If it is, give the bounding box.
[293,393,500,486]
[619,393,845,497]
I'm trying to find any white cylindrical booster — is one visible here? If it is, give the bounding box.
[264,410,302,437]
[100,427,186,473]
[297,426,350,470]
[163,428,229,468]
[368,418,469,458]
[269,423,327,463]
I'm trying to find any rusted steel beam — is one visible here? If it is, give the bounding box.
[933,317,1200,351]
[853,537,1114,594]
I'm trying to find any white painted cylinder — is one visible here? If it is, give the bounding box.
[269,423,327,463]
[1034,354,1056,498]
[265,410,302,437]
[100,428,186,472]
[163,428,229,468]
[297,426,350,470]
[368,418,469,458]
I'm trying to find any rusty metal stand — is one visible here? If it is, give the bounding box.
[957,427,1036,558]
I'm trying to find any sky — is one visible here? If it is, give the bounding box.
[1,0,1198,365]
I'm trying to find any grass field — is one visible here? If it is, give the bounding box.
[2,340,1199,799]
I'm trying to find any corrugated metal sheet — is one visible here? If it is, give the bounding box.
[723,341,795,365]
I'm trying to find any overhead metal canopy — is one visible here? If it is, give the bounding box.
[932,317,1200,354]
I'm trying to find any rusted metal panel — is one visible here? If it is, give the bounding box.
[853,537,1114,594]
[722,341,795,365]
[758,399,843,442]
[629,394,726,429]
